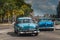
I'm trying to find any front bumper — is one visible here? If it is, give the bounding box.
[39,27,54,29]
[18,31,40,34]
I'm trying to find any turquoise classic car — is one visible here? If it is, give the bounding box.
[38,18,54,31]
[14,17,39,36]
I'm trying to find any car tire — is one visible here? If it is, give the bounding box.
[34,33,38,36]
[14,30,20,36]
[14,30,18,34]
[50,29,54,31]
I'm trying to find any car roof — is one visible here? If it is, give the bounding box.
[39,18,51,20]
[17,17,32,19]
[39,17,51,19]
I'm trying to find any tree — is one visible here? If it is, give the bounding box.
[0,0,33,23]
[16,0,25,8]
[13,9,24,17]
[21,4,33,16]
[57,1,60,18]
[0,9,4,22]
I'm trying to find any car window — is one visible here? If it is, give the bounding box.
[17,19,33,23]
[39,19,51,21]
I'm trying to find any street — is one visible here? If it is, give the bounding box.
[0,25,60,40]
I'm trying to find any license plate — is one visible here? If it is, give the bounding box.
[26,32,32,33]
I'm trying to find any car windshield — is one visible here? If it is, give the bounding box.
[39,19,51,21]
[17,19,33,23]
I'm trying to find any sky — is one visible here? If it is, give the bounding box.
[25,0,60,16]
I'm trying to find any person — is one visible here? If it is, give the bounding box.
[12,22,15,25]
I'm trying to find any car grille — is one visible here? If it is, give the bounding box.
[21,26,35,31]
[46,24,53,27]
[39,24,45,27]
[39,24,53,27]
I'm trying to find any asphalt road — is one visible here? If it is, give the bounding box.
[0,25,60,40]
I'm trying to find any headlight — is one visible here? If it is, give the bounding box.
[18,26,22,30]
[36,26,39,29]
[17,27,20,30]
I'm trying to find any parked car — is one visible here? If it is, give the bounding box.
[14,17,39,36]
[38,18,54,31]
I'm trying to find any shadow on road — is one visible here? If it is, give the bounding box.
[39,29,54,31]
[7,32,36,37]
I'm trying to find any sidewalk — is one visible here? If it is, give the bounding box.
[0,23,13,25]
[55,25,60,30]
[0,23,13,30]
[0,22,15,25]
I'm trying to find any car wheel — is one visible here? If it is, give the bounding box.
[14,30,17,34]
[50,29,54,31]
[14,30,18,34]
[35,33,38,36]
[33,33,38,36]
[14,30,20,36]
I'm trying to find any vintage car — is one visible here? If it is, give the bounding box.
[14,17,39,36]
[38,18,54,31]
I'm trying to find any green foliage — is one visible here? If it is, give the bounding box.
[0,0,33,23]
[21,4,33,16]
[0,9,4,15]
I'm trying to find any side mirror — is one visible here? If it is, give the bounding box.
[33,21,37,24]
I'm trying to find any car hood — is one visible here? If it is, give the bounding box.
[38,21,54,27]
[38,21,46,25]
[17,23,37,28]
[46,21,53,24]
[38,21,53,25]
